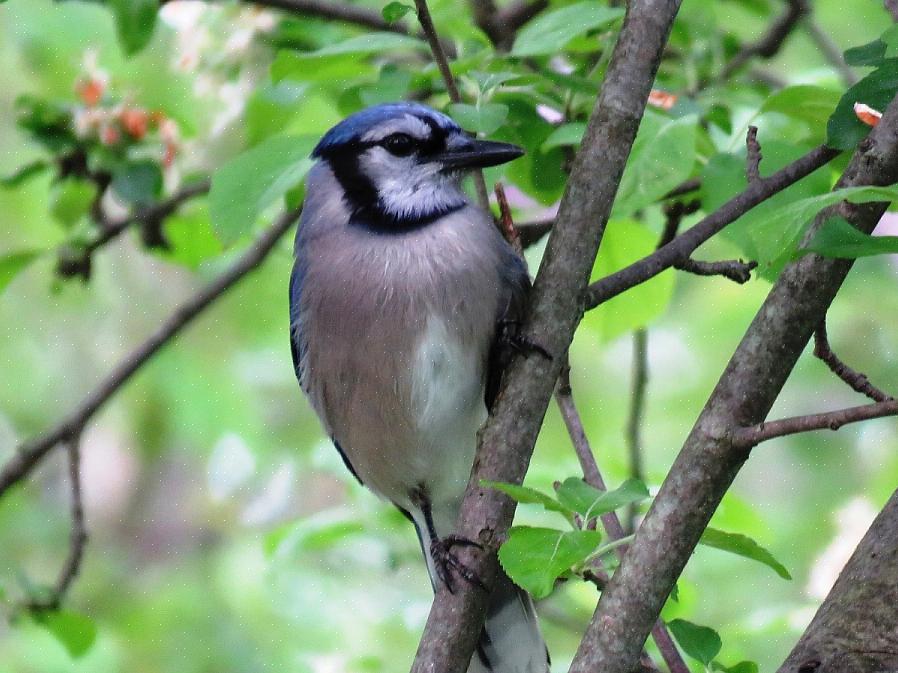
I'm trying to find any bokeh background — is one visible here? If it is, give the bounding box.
[1,0,896,672]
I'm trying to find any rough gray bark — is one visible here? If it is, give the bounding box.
[568,94,898,673]
[408,1,683,671]
[777,488,898,673]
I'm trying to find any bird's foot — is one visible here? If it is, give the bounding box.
[498,320,552,360]
[430,535,486,594]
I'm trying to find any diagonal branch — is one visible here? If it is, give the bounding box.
[568,92,898,673]
[676,257,757,283]
[409,2,683,671]
[584,143,840,309]
[734,399,898,447]
[813,321,893,402]
[0,206,301,498]
[719,0,808,81]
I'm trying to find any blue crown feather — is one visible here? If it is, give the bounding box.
[312,102,460,158]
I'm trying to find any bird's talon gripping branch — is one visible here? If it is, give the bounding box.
[430,535,487,594]
[499,320,552,361]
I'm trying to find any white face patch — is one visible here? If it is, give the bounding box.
[361,114,431,143]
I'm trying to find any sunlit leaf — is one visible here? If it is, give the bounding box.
[303,32,425,57]
[760,85,841,132]
[511,3,624,56]
[446,102,508,134]
[0,250,44,294]
[699,527,792,580]
[555,478,649,520]
[667,618,721,665]
[108,0,157,56]
[713,661,759,673]
[382,1,414,22]
[498,526,602,599]
[481,480,573,517]
[35,610,98,658]
[209,134,316,245]
[1,160,50,188]
[828,60,898,150]
[541,123,586,151]
[49,178,97,229]
[801,215,898,259]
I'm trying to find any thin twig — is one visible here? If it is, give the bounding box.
[468,0,549,48]
[803,18,859,86]
[27,436,87,611]
[494,183,523,256]
[746,126,762,183]
[887,0,898,22]
[516,219,554,248]
[813,321,893,403]
[676,258,757,283]
[664,177,701,200]
[198,0,407,34]
[719,0,808,81]
[625,330,648,534]
[584,144,840,309]
[734,399,898,447]
[412,0,490,211]
[0,206,302,498]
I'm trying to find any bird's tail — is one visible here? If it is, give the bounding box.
[466,567,549,673]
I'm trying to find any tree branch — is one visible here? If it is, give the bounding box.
[625,330,648,533]
[802,18,859,86]
[203,0,406,34]
[468,0,548,48]
[27,436,87,611]
[568,93,898,673]
[813,321,893,403]
[555,367,690,673]
[0,206,301,498]
[746,125,762,183]
[584,143,840,309]
[675,257,757,283]
[734,399,898,447]
[409,2,683,671]
[776,488,898,673]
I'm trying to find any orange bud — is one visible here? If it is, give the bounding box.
[76,78,104,107]
[120,108,149,139]
[100,124,121,146]
[648,89,677,111]
[163,141,177,168]
[854,102,882,127]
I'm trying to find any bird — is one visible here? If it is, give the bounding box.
[289,101,549,673]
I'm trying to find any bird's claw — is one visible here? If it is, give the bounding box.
[430,535,486,594]
[499,320,552,360]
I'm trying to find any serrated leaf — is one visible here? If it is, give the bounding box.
[760,85,841,131]
[827,61,898,150]
[481,480,573,516]
[556,478,649,520]
[109,0,158,56]
[667,618,721,666]
[802,215,898,259]
[498,526,602,599]
[700,527,792,580]
[446,103,509,135]
[382,1,414,22]
[35,610,97,658]
[541,123,586,151]
[613,113,697,217]
[1,160,49,188]
[0,250,44,294]
[209,134,315,245]
[511,3,624,56]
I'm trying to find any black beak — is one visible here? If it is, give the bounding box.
[439,139,525,171]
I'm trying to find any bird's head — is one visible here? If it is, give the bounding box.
[311,102,523,229]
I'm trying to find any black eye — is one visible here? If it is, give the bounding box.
[382,133,416,157]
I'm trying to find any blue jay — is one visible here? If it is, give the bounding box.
[289,102,548,673]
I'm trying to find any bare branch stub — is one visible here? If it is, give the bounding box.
[813,321,893,403]
[676,257,758,283]
[494,183,523,256]
[746,125,762,183]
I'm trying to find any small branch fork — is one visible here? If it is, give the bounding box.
[26,435,87,612]
[555,367,691,673]
[0,206,302,499]
[813,321,893,403]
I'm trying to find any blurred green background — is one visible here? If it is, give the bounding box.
[1,0,896,671]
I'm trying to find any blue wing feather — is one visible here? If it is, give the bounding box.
[288,260,306,386]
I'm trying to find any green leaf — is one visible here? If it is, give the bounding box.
[555,478,649,520]
[760,85,841,131]
[713,661,759,673]
[584,219,676,340]
[802,215,898,259]
[111,161,162,206]
[480,480,573,516]
[667,618,722,666]
[541,123,586,151]
[845,39,886,67]
[446,103,508,135]
[699,527,792,580]
[382,1,414,22]
[511,3,624,56]
[271,50,377,85]
[157,207,222,269]
[35,610,98,658]
[49,178,97,229]
[209,134,316,245]
[827,61,898,150]
[109,0,158,56]
[1,160,50,188]
[497,526,602,599]
[302,32,426,57]
[613,113,697,217]
[0,250,44,294]
[360,66,412,107]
